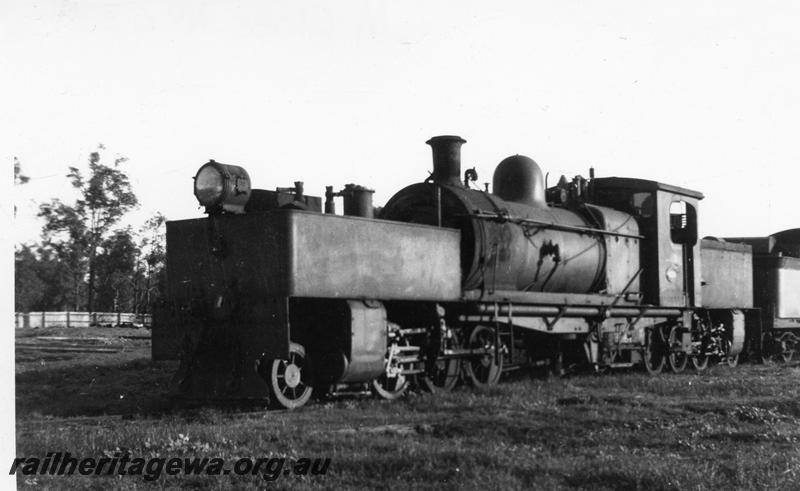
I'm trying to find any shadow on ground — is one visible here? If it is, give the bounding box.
[16,357,179,418]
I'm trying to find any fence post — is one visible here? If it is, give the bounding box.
[42,312,46,329]
[117,312,121,327]
[66,311,70,328]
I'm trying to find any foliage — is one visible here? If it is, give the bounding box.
[14,245,46,311]
[15,215,167,313]
[14,244,75,311]
[14,157,30,218]
[15,145,167,314]
[93,228,138,311]
[14,157,30,185]
[37,145,139,311]
[135,212,167,312]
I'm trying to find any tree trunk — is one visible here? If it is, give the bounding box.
[87,243,96,312]
[88,265,94,312]
[74,272,81,311]
[132,262,140,315]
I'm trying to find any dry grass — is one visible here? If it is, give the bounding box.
[15,327,800,490]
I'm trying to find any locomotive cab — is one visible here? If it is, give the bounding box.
[589,178,703,308]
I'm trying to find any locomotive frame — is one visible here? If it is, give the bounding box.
[153,135,799,409]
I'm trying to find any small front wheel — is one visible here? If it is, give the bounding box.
[721,338,739,367]
[265,342,313,409]
[372,332,412,400]
[780,336,796,363]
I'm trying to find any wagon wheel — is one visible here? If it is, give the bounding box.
[667,325,688,373]
[420,330,461,393]
[372,332,412,400]
[464,325,503,388]
[266,342,313,409]
[691,351,709,371]
[780,337,795,363]
[720,338,739,367]
[643,327,666,375]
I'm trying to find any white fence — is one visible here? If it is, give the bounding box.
[15,312,152,329]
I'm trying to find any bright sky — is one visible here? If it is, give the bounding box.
[5,1,800,244]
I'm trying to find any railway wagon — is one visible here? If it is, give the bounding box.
[726,229,800,361]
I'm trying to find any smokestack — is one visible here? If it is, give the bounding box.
[426,135,466,187]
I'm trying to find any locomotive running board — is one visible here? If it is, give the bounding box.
[461,289,642,307]
[468,304,682,318]
[458,314,672,335]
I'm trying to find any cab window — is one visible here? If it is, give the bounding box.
[669,200,697,245]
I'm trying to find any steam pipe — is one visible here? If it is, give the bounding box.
[474,304,680,318]
[325,186,336,214]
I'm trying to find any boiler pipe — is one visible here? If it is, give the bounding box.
[474,304,680,318]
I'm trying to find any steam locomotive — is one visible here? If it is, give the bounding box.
[152,135,800,409]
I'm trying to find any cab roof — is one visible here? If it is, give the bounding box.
[592,177,704,200]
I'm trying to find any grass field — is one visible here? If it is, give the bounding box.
[15,327,800,490]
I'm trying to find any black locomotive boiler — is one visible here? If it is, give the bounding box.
[153,136,800,409]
